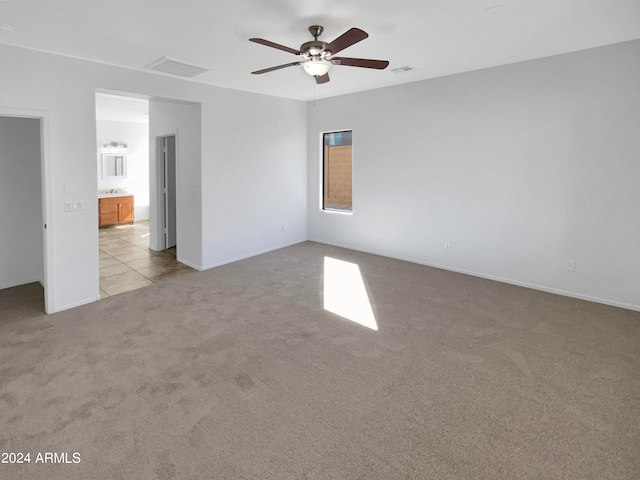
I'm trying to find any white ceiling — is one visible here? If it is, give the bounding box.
[1,0,640,101]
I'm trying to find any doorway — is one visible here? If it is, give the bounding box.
[96,93,200,298]
[158,135,177,250]
[0,112,51,312]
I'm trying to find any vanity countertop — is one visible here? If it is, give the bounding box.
[98,192,132,199]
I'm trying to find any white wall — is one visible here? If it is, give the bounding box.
[0,43,308,312]
[308,39,640,311]
[96,119,150,221]
[200,89,308,269]
[148,99,202,268]
[0,116,44,289]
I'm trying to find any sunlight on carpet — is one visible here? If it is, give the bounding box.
[323,256,377,331]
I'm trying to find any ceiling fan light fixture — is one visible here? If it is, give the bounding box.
[302,59,331,77]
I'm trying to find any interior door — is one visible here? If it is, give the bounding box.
[163,135,177,249]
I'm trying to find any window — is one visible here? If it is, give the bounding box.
[323,130,352,212]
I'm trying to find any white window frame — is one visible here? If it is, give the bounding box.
[320,129,354,215]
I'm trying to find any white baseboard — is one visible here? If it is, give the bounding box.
[309,237,640,313]
[177,257,202,271]
[0,278,41,291]
[199,238,308,271]
[50,295,101,313]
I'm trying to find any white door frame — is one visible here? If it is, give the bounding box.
[0,107,54,313]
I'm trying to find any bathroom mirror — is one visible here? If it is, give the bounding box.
[102,154,127,178]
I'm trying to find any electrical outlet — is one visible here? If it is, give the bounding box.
[444,241,451,249]
[566,260,575,272]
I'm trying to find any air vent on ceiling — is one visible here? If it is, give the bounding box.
[391,65,418,74]
[145,57,209,78]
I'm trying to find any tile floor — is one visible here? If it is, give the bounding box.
[99,221,195,298]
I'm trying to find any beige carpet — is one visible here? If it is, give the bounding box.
[1,241,639,479]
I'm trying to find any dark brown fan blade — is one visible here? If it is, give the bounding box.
[315,73,330,84]
[249,38,300,55]
[251,62,302,75]
[331,57,389,69]
[321,28,368,55]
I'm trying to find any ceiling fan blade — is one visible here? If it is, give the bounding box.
[251,62,302,75]
[249,38,300,55]
[331,57,389,70]
[321,28,368,56]
[315,73,330,84]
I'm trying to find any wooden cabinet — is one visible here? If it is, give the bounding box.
[99,195,134,227]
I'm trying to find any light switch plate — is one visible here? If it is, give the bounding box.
[64,200,83,212]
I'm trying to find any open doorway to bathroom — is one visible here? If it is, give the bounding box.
[96,93,150,222]
[95,93,193,298]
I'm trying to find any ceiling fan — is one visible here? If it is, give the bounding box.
[249,25,389,84]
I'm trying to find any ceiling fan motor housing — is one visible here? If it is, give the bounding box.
[302,25,330,58]
[300,40,329,57]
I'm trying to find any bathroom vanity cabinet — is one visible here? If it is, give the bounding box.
[98,195,134,227]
